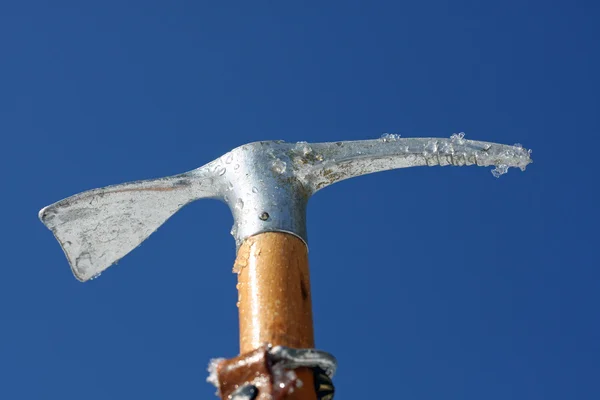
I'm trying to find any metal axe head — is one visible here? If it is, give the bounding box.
[39,135,532,282]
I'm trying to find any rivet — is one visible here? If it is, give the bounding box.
[259,212,269,221]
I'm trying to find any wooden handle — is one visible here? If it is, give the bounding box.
[235,232,316,400]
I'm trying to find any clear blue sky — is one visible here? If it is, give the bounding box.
[1,1,598,399]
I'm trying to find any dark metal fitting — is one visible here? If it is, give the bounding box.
[268,345,337,378]
[208,345,337,400]
[229,384,259,400]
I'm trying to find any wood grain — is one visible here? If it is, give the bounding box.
[235,232,316,400]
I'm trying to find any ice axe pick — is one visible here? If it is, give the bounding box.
[39,136,532,400]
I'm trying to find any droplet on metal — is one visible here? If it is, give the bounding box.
[271,159,287,174]
[235,199,244,210]
[215,165,226,176]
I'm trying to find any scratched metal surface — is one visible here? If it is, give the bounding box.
[39,137,532,282]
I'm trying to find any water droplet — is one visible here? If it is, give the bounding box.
[252,187,259,193]
[228,181,233,190]
[294,141,313,156]
[214,165,226,176]
[491,164,509,178]
[225,153,233,164]
[271,159,287,174]
[380,133,401,142]
[235,199,244,210]
[234,164,240,170]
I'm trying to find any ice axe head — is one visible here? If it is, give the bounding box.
[39,136,532,281]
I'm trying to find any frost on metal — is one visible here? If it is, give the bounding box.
[39,171,218,282]
[300,137,532,191]
[39,136,532,282]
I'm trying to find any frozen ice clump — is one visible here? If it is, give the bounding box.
[271,363,303,394]
[381,133,401,142]
[450,132,466,144]
[206,358,225,389]
[271,159,287,174]
[489,144,533,176]
[491,164,509,178]
[294,141,313,156]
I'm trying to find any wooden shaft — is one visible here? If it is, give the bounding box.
[235,232,316,400]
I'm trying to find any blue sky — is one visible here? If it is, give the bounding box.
[1,1,598,399]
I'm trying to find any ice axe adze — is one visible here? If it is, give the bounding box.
[39,136,532,400]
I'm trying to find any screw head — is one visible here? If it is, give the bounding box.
[259,212,269,221]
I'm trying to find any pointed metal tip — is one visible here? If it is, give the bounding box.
[38,205,50,224]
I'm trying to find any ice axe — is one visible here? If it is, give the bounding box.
[39,135,532,400]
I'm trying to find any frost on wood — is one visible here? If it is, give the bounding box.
[206,358,225,389]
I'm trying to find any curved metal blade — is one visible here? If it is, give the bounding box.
[294,137,532,192]
[39,136,532,282]
[39,168,218,281]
